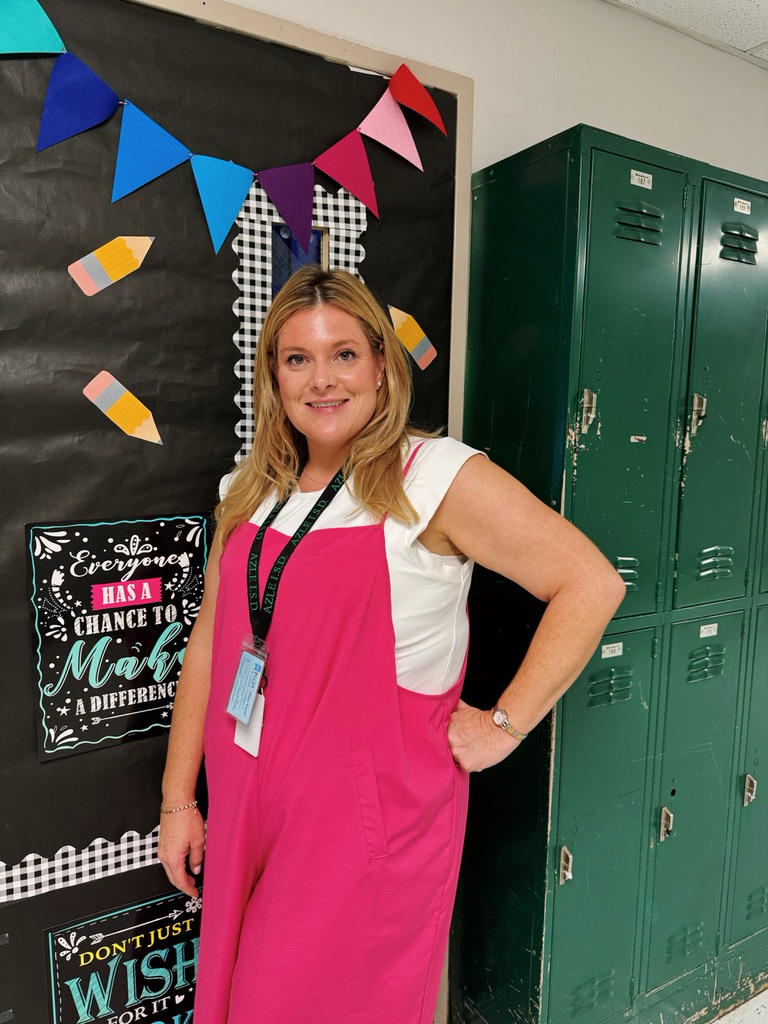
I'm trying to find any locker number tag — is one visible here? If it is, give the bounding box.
[700,623,718,638]
[630,169,653,190]
[734,197,752,215]
[601,642,624,658]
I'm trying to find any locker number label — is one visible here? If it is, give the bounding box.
[601,642,624,658]
[630,169,653,190]
[700,623,719,638]
[734,197,752,215]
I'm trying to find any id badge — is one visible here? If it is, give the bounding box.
[226,633,267,725]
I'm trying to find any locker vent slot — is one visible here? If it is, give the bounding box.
[747,885,768,920]
[720,221,759,265]
[687,643,725,683]
[666,922,704,963]
[587,666,633,708]
[696,545,734,581]
[613,556,639,591]
[570,972,615,1016]
[615,199,662,245]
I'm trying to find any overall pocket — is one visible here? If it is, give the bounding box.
[352,748,388,859]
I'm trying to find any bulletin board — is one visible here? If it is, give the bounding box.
[0,1,471,1021]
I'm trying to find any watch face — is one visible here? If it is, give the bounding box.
[492,708,504,727]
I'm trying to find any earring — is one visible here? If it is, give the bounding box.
[376,377,383,389]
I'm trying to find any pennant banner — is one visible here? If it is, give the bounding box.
[359,88,422,170]
[314,131,378,218]
[111,101,189,202]
[37,53,120,151]
[389,63,446,135]
[257,163,315,253]
[191,155,254,253]
[0,0,64,55]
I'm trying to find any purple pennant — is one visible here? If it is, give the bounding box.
[37,53,119,152]
[257,163,315,254]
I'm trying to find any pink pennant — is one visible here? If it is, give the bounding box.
[313,131,378,218]
[358,89,422,171]
[388,63,447,135]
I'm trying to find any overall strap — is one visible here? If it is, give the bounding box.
[378,440,426,525]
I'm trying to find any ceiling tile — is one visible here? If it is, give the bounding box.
[612,0,768,52]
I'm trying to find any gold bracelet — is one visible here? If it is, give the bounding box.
[160,800,198,814]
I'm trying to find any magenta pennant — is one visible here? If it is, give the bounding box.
[258,163,315,253]
[358,88,422,170]
[313,131,378,218]
[37,53,120,151]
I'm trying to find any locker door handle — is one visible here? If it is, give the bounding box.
[659,806,674,841]
[744,773,758,806]
[558,845,573,884]
[690,393,707,436]
[581,389,597,433]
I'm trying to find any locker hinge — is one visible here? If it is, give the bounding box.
[652,637,660,659]
[683,185,689,210]
[655,581,662,606]
[629,977,636,1003]
[742,618,747,639]
[715,931,721,954]
[745,567,751,591]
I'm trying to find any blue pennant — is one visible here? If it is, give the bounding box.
[37,54,119,151]
[191,155,254,253]
[112,102,189,202]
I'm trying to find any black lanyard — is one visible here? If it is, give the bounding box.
[246,468,345,644]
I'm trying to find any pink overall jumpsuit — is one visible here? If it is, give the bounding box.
[196,453,470,1023]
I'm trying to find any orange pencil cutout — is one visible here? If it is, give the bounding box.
[83,371,162,445]
[68,236,154,296]
[388,305,437,369]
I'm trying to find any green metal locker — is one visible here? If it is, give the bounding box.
[454,125,768,1024]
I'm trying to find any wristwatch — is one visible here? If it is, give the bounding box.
[491,705,528,740]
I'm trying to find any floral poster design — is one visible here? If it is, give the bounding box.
[28,515,207,760]
[47,890,201,1024]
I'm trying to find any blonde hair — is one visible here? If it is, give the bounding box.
[214,265,432,551]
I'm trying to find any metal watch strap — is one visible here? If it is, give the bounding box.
[491,705,528,740]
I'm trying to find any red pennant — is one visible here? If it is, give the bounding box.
[388,63,446,135]
[313,131,378,218]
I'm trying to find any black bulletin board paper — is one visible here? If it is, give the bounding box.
[0,1,457,1020]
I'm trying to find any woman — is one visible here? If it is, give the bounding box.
[158,265,624,1024]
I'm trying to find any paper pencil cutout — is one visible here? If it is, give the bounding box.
[83,371,162,444]
[388,306,438,369]
[68,236,154,296]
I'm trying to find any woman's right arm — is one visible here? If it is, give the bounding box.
[157,544,221,897]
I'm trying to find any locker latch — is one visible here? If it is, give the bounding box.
[558,845,573,884]
[690,393,707,436]
[744,773,758,807]
[580,389,597,434]
[659,806,674,842]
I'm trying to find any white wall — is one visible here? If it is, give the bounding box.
[226,0,768,180]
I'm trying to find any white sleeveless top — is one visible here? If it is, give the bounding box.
[220,436,483,695]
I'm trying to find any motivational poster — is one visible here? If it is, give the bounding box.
[47,889,202,1024]
[28,515,207,759]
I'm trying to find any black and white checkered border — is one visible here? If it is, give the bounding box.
[0,829,161,903]
[232,184,367,460]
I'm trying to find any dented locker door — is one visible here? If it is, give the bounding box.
[647,611,743,990]
[675,182,768,608]
[730,605,768,944]
[548,628,654,1024]
[571,151,686,616]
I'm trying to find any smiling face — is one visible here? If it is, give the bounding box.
[274,304,385,464]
